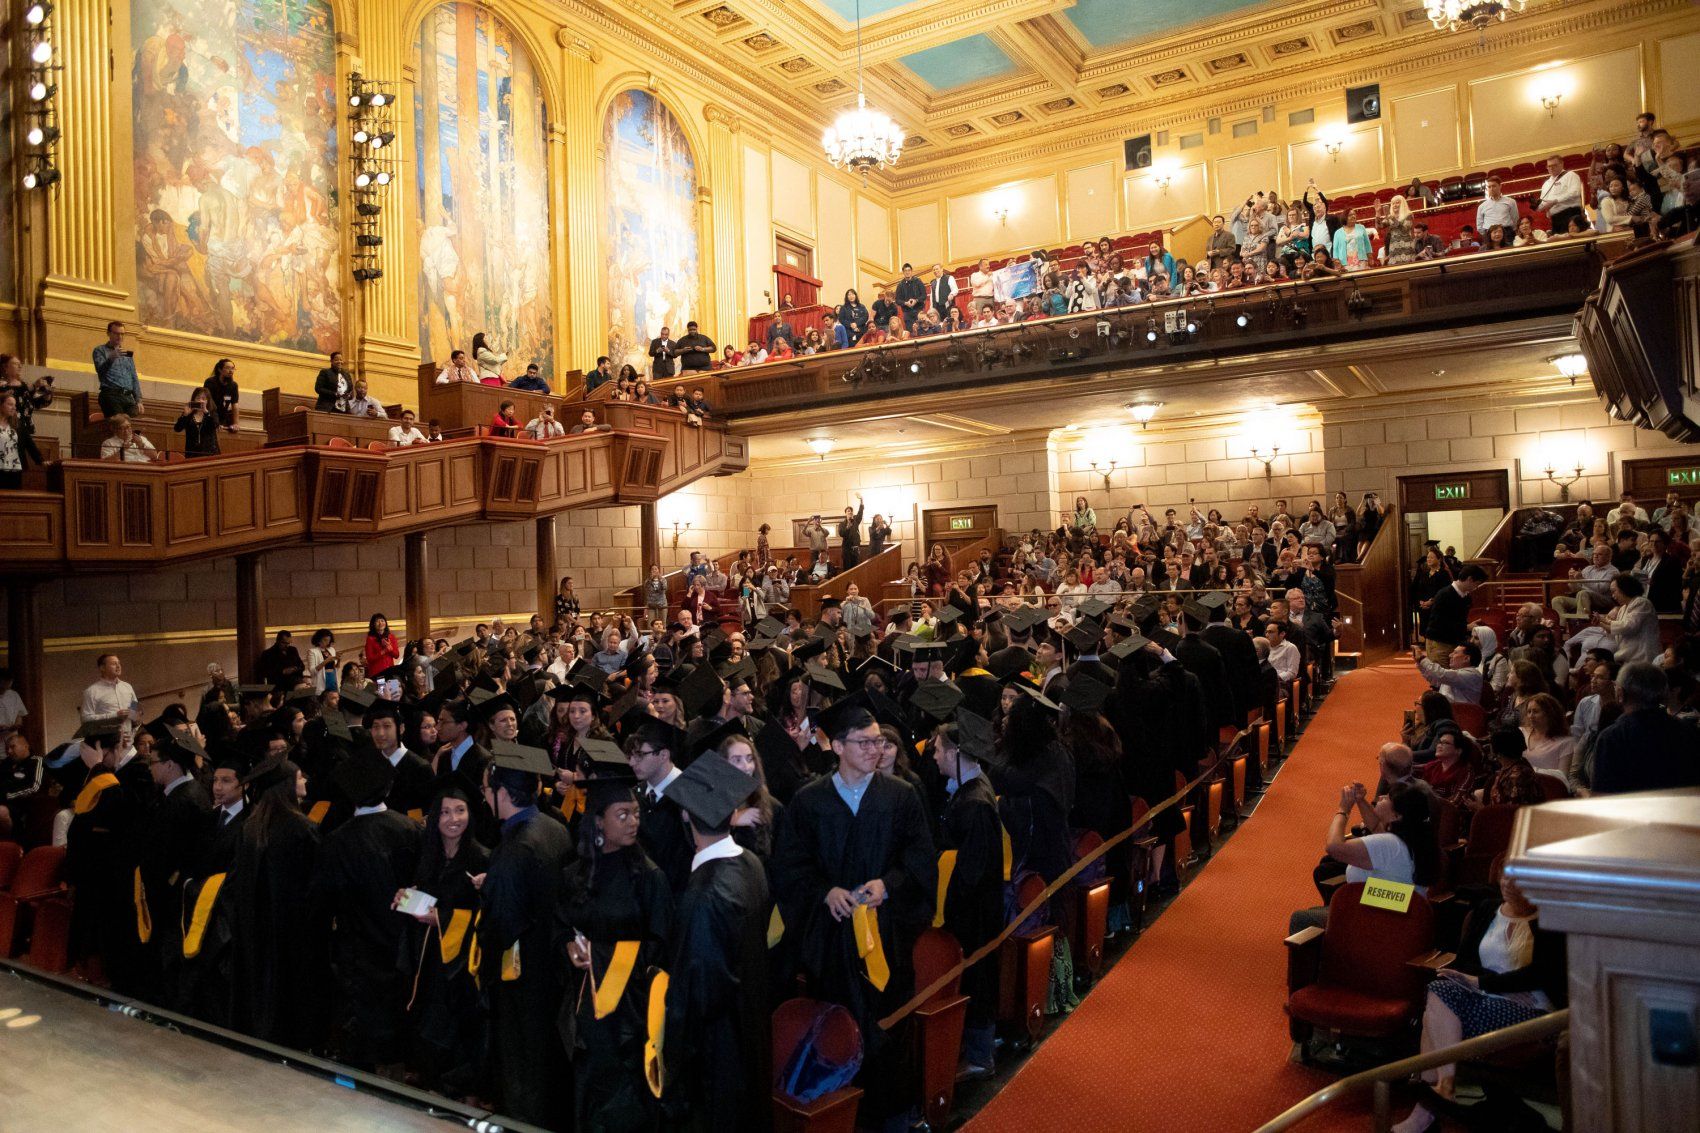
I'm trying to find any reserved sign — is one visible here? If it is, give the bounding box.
[1360,877,1416,912]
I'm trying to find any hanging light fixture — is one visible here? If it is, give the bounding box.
[1125,402,1163,429]
[1425,1,1525,37]
[821,0,904,179]
[1550,353,1589,384]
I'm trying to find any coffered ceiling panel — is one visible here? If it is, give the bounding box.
[898,32,1021,90]
[1065,0,1279,49]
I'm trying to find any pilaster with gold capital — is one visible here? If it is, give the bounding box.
[558,32,603,372]
[704,105,745,352]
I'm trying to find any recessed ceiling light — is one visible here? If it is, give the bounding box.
[1430,368,1446,376]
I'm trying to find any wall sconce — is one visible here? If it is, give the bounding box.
[1126,401,1162,429]
[1538,89,1563,117]
[806,437,835,460]
[1550,353,1588,384]
[670,520,692,549]
[1250,444,1281,478]
[1322,130,1347,161]
[991,205,1011,226]
[1544,461,1584,501]
[1089,459,1118,492]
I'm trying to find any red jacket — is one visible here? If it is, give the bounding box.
[363,632,401,677]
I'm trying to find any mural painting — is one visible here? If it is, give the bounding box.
[131,0,342,352]
[415,3,554,374]
[602,89,701,374]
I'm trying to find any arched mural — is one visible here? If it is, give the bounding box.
[414,3,554,374]
[601,90,701,374]
[131,0,342,352]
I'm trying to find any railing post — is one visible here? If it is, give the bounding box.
[535,517,558,628]
[7,580,45,754]
[405,532,431,645]
[235,553,264,683]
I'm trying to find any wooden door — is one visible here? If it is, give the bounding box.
[922,505,999,554]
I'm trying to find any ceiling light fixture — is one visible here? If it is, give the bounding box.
[1126,401,1163,429]
[1426,1,1525,40]
[1551,353,1588,384]
[806,437,836,460]
[820,0,904,179]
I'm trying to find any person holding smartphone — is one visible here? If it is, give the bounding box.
[93,320,144,418]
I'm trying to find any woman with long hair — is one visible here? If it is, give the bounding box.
[394,786,489,1095]
[363,612,401,680]
[471,332,507,383]
[722,732,783,866]
[1294,779,1438,932]
[837,287,870,344]
[1519,692,1574,786]
[923,542,953,598]
[542,684,612,783]
[755,671,823,804]
[228,758,326,1049]
[1379,194,1417,266]
[307,628,338,694]
[557,773,673,1130]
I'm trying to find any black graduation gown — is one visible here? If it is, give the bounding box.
[937,774,1003,1027]
[556,845,675,1133]
[400,837,489,1094]
[755,718,826,805]
[1175,634,1232,731]
[1108,665,1198,841]
[386,749,438,817]
[639,783,693,894]
[310,808,422,1067]
[179,804,247,1027]
[433,742,497,847]
[662,847,772,1133]
[1200,622,1261,726]
[769,773,936,1119]
[229,811,329,1050]
[65,756,154,996]
[141,779,214,1011]
[731,798,784,869]
[478,809,576,1130]
[990,741,1075,885]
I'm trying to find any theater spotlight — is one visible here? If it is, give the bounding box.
[1145,318,1159,343]
[357,201,382,217]
[25,2,52,25]
[29,81,54,102]
[354,171,372,188]
[352,126,369,143]
[22,165,59,190]
[1235,312,1251,328]
[26,124,59,147]
[371,132,395,149]
[30,39,52,64]
[1346,286,1373,318]
[375,170,392,185]
[1289,302,1308,328]
[356,234,383,247]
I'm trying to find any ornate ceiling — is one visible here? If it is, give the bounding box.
[598,0,1572,185]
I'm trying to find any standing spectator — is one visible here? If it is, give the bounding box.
[315,351,354,410]
[1331,214,1374,271]
[969,258,996,313]
[93,321,143,418]
[1534,154,1586,235]
[203,358,241,432]
[643,565,669,626]
[363,613,402,678]
[1206,215,1238,272]
[0,355,53,472]
[255,630,306,690]
[894,263,926,330]
[174,388,222,458]
[1377,195,1417,266]
[929,263,959,322]
[674,322,716,373]
[765,311,795,352]
[307,629,339,693]
[1475,176,1520,237]
[837,288,870,345]
[838,495,866,571]
[0,390,24,489]
[80,652,140,722]
[472,332,507,383]
[648,325,676,379]
[553,576,581,626]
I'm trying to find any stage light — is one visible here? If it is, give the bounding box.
[31,40,52,64]
[909,362,920,374]
[370,92,388,107]
[22,165,58,190]
[25,3,51,25]
[356,234,383,247]
[1185,319,1197,334]
[370,132,394,149]
[354,171,372,188]
[29,81,54,102]
[26,125,59,146]
[352,127,369,143]
[1145,317,1158,342]
[1235,313,1250,328]
[357,201,382,217]
[375,170,391,185]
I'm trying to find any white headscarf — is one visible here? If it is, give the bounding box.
[1474,624,1499,665]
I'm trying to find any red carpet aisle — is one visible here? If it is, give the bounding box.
[966,660,1428,1132]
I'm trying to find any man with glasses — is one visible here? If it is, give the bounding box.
[627,720,691,892]
[771,704,936,1130]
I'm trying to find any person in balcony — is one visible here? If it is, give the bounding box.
[1474,175,1520,236]
[1534,153,1586,235]
[472,332,507,384]
[433,349,477,385]
[766,309,795,353]
[0,391,24,489]
[718,344,742,369]
[523,404,564,440]
[739,341,767,367]
[894,263,927,330]
[100,414,160,463]
[315,351,354,410]
[1330,214,1374,271]
[508,362,551,393]
[1377,195,1417,266]
[174,388,221,458]
[489,400,520,439]
[203,357,241,432]
[674,321,716,373]
[837,288,871,346]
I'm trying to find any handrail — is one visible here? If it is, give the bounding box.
[1253,1008,1569,1133]
[1335,504,1400,656]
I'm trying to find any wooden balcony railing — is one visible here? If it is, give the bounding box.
[707,236,1628,421]
[1577,232,1700,440]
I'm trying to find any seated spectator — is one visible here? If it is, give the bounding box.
[719,344,742,368]
[1553,541,1617,622]
[424,418,445,443]
[1415,640,1484,705]
[1411,221,1445,261]
[1591,662,1700,794]
[489,400,520,438]
[570,409,610,435]
[348,378,386,419]
[1519,692,1574,786]
[509,362,551,392]
[387,409,428,446]
[632,379,660,405]
[1511,216,1547,246]
[523,405,564,440]
[1482,224,1513,251]
[1416,722,1479,804]
[1390,869,1565,1133]
[100,414,159,462]
[740,341,768,367]
[434,349,477,384]
[1289,779,1436,932]
[1449,225,1482,254]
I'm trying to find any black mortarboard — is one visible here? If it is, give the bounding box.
[945,636,981,676]
[158,725,206,762]
[688,716,752,763]
[452,636,478,656]
[678,663,726,719]
[811,620,839,642]
[1108,614,1139,634]
[814,695,865,742]
[611,695,653,739]
[1107,633,1152,661]
[578,737,626,765]
[1182,600,1210,624]
[911,641,947,660]
[74,715,126,741]
[285,686,320,705]
[1061,677,1113,716]
[339,687,376,716]
[547,681,604,705]
[665,754,757,829]
[1149,628,1182,651]
[1077,596,1114,620]
[792,637,829,664]
[1016,683,1060,711]
[237,684,273,700]
[324,710,353,740]
[473,691,519,722]
[242,755,295,795]
[908,680,964,721]
[584,769,641,814]
[755,616,786,639]
[363,699,401,725]
[629,719,687,761]
[956,673,1002,719]
[805,665,846,693]
[491,739,553,777]
[1063,625,1099,653]
[1003,607,1042,634]
[986,649,1032,682]
[1197,590,1229,612]
[846,620,873,640]
[854,655,898,685]
[934,604,963,627]
[522,643,543,663]
[332,749,394,808]
[715,657,757,687]
[954,709,996,761]
[373,664,411,682]
[818,597,841,611]
[650,670,681,693]
[700,627,728,655]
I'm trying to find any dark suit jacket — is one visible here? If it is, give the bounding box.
[1592,708,1700,794]
[894,276,927,324]
[313,367,349,412]
[1647,557,1682,612]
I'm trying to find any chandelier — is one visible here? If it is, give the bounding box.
[821,0,903,177]
[1425,0,1525,34]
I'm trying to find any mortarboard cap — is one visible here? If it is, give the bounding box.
[74,715,126,741]
[1077,596,1114,620]
[1016,682,1060,711]
[584,768,641,814]
[242,756,295,796]
[677,663,726,719]
[934,604,963,626]
[945,636,981,676]
[237,684,273,699]
[854,655,898,685]
[908,680,964,722]
[331,749,394,808]
[491,740,553,777]
[1061,677,1114,716]
[373,663,411,682]
[339,687,376,715]
[954,709,996,762]
[792,637,829,664]
[1063,625,1100,653]
[818,597,841,611]
[805,665,846,693]
[324,710,353,741]
[629,718,687,761]
[578,737,627,765]
[665,754,757,829]
[754,616,786,639]
[1149,628,1182,651]
[473,691,519,722]
[1197,590,1229,611]
[285,686,320,705]
[1107,633,1152,661]
[1182,600,1211,623]
[986,649,1033,682]
[158,725,207,763]
[547,680,605,705]
[715,657,757,687]
[846,620,873,640]
[688,716,752,763]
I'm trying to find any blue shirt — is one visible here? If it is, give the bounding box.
[832,770,872,816]
[93,344,140,397]
[501,805,539,837]
[448,734,474,771]
[832,322,850,350]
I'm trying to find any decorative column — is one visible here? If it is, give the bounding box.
[350,1,422,399]
[556,33,603,372]
[703,105,745,351]
[405,532,431,644]
[639,503,661,578]
[38,0,136,369]
[235,554,265,683]
[7,582,44,754]
[535,516,559,624]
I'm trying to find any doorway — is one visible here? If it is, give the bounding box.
[1396,470,1511,643]
[921,505,999,555]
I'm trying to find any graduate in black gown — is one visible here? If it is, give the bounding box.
[770,704,937,1127]
[755,670,827,805]
[430,697,496,847]
[394,784,488,1097]
[928,713,1005,1074]
[139,727,213,1011]
[309,746,422,1070]
[228,756,329,1050]
[628,720,694,893]
[178,751,248,1027]
[557,768,674,1132]
[65,716,154,994]
[477,740,577,1130]
[660,754,772,1133]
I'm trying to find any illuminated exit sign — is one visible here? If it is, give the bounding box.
[1433,483,1469,501]
[949,515,975,531]
[1667,468,1700,487]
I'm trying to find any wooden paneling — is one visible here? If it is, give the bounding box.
[1624,457,1700,501]
[265,408,396,449]
[0,492,65,562]
[923,504,999,553]
[1398,470,1509,513]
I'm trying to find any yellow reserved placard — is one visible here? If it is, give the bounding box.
[1360,877,1416,912]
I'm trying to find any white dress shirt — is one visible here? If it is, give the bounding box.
[80,677,138,722]
[1537,170,1584,214]
[690,835,744,872]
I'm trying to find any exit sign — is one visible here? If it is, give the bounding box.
[949,515,975,531]
[1668,468,1700,487]
[1433,483,1470,501]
